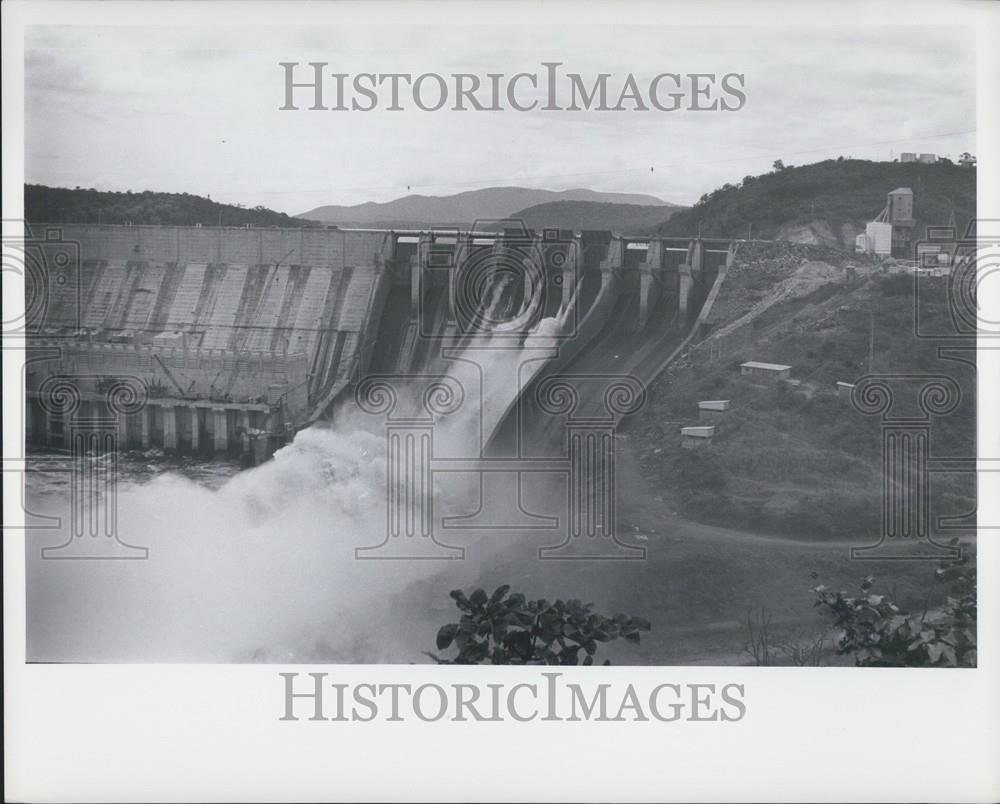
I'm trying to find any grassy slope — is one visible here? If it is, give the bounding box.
[25,184,317,228]
[623,241,976,542]
[460,521,959,666]
[652,158,976,247]
[391,506,964,665]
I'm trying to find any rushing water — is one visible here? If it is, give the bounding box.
[25,312,574,663]
[26,447,242,495]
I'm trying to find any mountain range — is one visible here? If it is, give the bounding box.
[297,186,676,227]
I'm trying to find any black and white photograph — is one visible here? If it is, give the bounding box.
[4,1,999,801]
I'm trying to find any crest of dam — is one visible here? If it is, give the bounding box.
[25,223,736,459]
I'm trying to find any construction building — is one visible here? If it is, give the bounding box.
[740,361,792,380]
[680,425,715,448]
[855,187,916,258]
[698,399,731,422]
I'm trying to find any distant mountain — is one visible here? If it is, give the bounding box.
[25,184,318,228]
[298,186,672,226]
[653,158,976,248]
[498,200,682,234]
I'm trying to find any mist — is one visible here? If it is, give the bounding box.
[26,313,571,663]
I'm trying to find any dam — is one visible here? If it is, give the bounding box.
[24,223,734,461]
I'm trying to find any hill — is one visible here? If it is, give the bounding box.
[652,159,976,248]
[25,185,318,228]
[298,186,671,226]
[623,240,975,541]
[497,200,681,234]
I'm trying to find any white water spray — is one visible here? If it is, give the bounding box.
[27,290,574,662]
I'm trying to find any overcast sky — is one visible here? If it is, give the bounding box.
[25,25,976,214]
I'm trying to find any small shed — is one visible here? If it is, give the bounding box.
[698,400,731,422]
[681,425,715,449]
[740,361,792,380]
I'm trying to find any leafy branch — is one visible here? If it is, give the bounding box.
[426,585,650,666]
[813,542,976,667]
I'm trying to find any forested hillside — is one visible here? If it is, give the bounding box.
[653,158,976,248]
[26,185,317,228]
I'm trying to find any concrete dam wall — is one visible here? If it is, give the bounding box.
[25,223,732,459]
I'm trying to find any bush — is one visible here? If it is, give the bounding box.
[813,544,976,667]
[427,586,651,665]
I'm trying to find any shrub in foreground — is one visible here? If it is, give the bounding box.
[813,544,976,667]
[427,585,650,665]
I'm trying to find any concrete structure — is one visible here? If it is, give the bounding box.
[740,361,792,380]
[888,187,914,222]
[26,224,395,458]
[680,425,715,448]
[27,223,733,461]
[887,187,915,257]
[918,153,937,164]
[25,340,305,457]
[900,152,917,163]
[858,221,893,256]
[916,243,955,275]
[857,188,916,258]
[698,399,731,422]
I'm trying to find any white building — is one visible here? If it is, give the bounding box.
[740,361,792,380]
[857,221,893,255]
[681,426,715,448]
[698,400,731,422]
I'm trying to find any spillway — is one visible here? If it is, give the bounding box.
[24,223,734,461]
